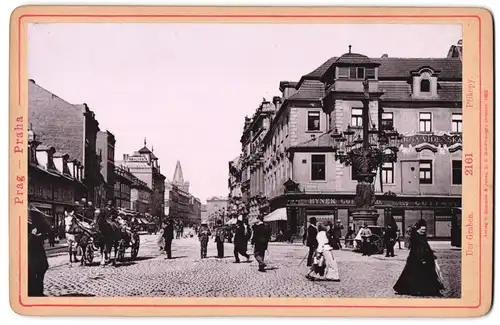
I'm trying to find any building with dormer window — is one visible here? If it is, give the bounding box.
[235,40,462,241]
[28,128,85,227]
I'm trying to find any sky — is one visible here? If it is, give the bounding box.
[28,23,461,203]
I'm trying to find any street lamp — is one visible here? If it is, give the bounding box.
[331,79,402,227]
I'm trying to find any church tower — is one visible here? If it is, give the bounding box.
[172,160,190,192]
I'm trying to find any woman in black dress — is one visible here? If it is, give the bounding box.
[393,219,444,296]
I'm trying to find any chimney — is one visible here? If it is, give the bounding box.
[381,54,389,58]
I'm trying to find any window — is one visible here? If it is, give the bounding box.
[420,79,430,92]
[381,162,394,184]
[351,108,363,127]
[381,112,394,130]
[452,113,463,133]
[366,68,376,79]
[419,161,433,184]
[311,154,326,181]
[338,67,349,79]
[419,112,432,132]
[357,67,365,79]
[452,160,462,185]
[307,111,321,131]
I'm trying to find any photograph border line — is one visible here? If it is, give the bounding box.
[15,12,483,310]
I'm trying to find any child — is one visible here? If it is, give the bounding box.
[198,222,211,259]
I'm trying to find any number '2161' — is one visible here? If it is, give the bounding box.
[464,153,473,176]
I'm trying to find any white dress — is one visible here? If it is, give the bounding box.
[308,231,340,281]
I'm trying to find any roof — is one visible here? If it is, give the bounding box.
[379,81,462,102]
[138,146,152,154]
[373,58,462,80]
[335,52,375,65]
[301,56,462,82]
[172,160,185,184]
[288,80,324,101]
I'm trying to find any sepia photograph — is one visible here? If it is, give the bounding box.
[25,22,464,300]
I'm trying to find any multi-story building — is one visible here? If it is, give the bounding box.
[239,98,280,221]
[206,196,228,226]
[238,41,462,240]
[96,130,116,207]
[130,176,153,214]
[28,80,102,205]
[28,128,85,227]
[114,166,134,210]
[118,140,166,218]
[200,204,208,223]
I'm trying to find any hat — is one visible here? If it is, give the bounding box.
[309,217,317,224]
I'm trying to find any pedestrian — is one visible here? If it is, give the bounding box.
[163,218,174,259]
[303,217,318,267]
[198,222,211,259]
[359,223,372,256]
[28,209,50,296]
[48,224,56,247]
[395,227,402,249]
[214,220,225,258]
[394,219,445,296]
[344,217,356,248]
[251,215,271,272]
[404,225,413,249]
[333,220,344,250]
[383,223,397,257]
[306,224,340,282]
[233,218,250,263]
[157,223,165,251]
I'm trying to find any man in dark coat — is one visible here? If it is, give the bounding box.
[383,224,398,257]
[163,218,175,259]
[251,215,271,272]
[333,220,344,250]
[233,218,250,263]
[302,217,318,267]
[214,220,225,258]
[28,209,50,297]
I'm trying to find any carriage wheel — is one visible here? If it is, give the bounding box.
[117,240,126,262]
[371,235,384,254]
[75,245,84,261]
[85,243,94,264]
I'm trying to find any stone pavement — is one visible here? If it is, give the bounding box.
[43,234,461,298]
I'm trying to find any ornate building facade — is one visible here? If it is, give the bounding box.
[232,40,463,240]
[118,140,166,218]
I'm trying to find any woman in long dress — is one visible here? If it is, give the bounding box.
[306,224,340,281]
[393,219,445,296]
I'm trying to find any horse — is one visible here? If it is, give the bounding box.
[64,211,93,266]
[95,209,123,266]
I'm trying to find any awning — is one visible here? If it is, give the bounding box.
[264,208,287,222]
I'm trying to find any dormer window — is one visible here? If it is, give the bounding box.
[420,79,430,93]
[337,67,376,80]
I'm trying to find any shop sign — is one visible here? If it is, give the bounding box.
[400,134,462,147]
[31,202,52,209]
[287,197,460,208]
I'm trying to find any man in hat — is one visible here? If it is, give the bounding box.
[198,221,211,259]
[28,209,50,296]
[303,217,318,267]
[251,214,271,272]
[214,220,225,258]
[233,216,250,263]
[163,217,175,259]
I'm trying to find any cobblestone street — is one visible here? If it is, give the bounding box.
[44,234,461,298]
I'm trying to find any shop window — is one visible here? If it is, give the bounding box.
[419,161,433,184]
[311,154,326,181]
[452,160,462,185]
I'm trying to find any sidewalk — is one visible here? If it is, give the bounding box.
[44,238,68,252]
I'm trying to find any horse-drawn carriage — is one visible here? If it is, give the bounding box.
[353,225,385,255]
[64,208,141,266]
